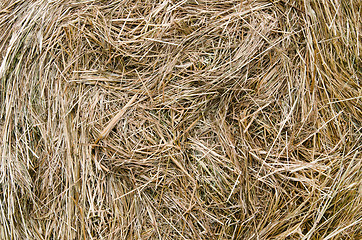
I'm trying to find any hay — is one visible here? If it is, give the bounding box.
[0,0,361,239]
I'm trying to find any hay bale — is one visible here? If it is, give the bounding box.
[0,0,361,239]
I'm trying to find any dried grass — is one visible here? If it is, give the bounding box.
[0,0,361,239]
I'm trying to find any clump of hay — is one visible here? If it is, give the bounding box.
[0,0,361,239]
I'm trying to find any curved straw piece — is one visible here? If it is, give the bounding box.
[95,94,138,144]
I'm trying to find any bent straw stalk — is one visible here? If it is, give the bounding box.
[95,94,138,144]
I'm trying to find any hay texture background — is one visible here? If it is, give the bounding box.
[0,0,361,239]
